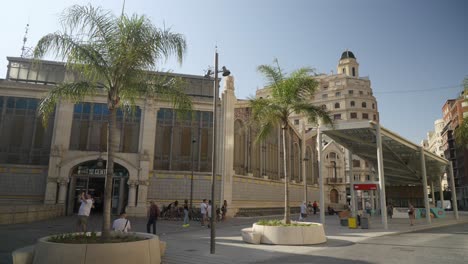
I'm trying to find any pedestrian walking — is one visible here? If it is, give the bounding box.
[221,200,228,221]
[365,200,372,216]
[183,199,189,227]
[207,200,212,228]
[408,202,415,226]
[200,199,207,226]
[76,192,94,233]
[147,201,160,234]
[387,203,394,219]
[299,201,307,221]
[312,201,318,215]
[112,212,131,233]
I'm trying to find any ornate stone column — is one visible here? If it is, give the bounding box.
[44,177,58,204]
[57,177,69,204]
[44,100,74,204]
[137,179,149,209]
[221,76,236,213]
[127,179,138,208]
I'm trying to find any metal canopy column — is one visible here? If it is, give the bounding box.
[349,150,356,217]
[317,126,325,224]
[448,162,459,220]
[302,123,307,202]
[375,123,388,229]
[420,147,431,224]
[439,176,444,209]
[431,181,436,207]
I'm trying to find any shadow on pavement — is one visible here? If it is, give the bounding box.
[253,255,373,264]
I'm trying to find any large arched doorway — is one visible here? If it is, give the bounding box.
[66,160,129,216]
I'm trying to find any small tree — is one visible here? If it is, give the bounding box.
[33,5,192,238]
[250,59,332,224]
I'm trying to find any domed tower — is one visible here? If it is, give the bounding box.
[338,50,359,77]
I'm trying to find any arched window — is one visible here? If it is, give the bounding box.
[330,189,339,203]
[321,104,327,110]
[372,103,375,109]
[342,68,346,74]
[329,152,337,159]
[334,103,340,109]
[362,102,367,108]
[350,101,355,107]
[352,67,356,76]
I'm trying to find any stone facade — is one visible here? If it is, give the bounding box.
[0,52,380,221]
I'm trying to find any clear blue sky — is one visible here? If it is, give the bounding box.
[0,0,467,143]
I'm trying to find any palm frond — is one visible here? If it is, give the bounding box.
[134,73,192,113]
[33,33,110,86]
[38,81,97,125]
[257,60,284,88]
[60,4,115,46]
[292,102,333,127]
[153,26,187,65]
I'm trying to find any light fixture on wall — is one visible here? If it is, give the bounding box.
[96,153,104,168]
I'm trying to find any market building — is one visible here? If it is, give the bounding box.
[1,51,441,224]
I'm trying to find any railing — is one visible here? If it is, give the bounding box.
[326,178,343,184]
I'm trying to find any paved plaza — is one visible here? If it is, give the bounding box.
[1,212,468,264]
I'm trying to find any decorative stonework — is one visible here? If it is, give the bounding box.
[57,178,69,185]
[138,180,150,186]
[224,76,234,91]
[47,177,59,183]
[127,179,139,187]
[234,108,251,123]
[50,145,62,157]
[140,150,150,161]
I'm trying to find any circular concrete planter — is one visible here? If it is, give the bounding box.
[32,232,161,264]
[252,222,326,245]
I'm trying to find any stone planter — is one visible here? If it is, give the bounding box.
[252,222,326,245]
[32,232,161,264]
[241,228,261,244]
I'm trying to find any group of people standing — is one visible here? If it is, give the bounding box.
[200,199,228,227]
[299,201,319,221]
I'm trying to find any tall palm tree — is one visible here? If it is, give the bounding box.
[455,77,468,147]
[250,59,332,224]
[33,5,191,238]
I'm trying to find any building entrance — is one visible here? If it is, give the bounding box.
[67,160,129,216]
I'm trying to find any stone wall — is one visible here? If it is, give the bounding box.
[0,165,48,204]
[0,204,64,225]
[148,171,221,207]
[231,175,320,211]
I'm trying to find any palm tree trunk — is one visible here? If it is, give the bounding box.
[282,126,290,224]
[102,105,118,238]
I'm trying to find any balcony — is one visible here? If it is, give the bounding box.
[327,178,343,184]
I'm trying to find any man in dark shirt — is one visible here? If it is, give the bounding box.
[147,201,160,234]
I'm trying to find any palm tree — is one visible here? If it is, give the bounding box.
[33,5,192,238]
[455,77,468,147]
[250,59,332,224]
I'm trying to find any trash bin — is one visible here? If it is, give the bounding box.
[340,218,348,226]
[348,217,357,229]
[361,216,370,229]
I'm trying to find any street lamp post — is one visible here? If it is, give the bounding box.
[205,49,230,254]
[189,138,196,217]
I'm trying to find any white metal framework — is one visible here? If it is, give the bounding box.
[317,121,458,229]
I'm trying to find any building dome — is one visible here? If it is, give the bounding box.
[340,50,356,60]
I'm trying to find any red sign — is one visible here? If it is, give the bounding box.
[354,184,377,190]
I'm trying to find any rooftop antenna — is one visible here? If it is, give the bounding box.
[21,23,32,58]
